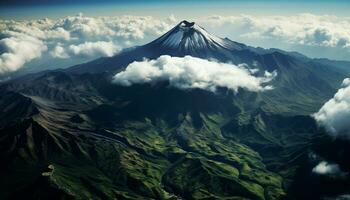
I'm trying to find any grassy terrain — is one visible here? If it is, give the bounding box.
[0,54,345,199]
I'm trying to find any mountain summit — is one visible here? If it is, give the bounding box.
[152,20,234,50]
[144,20,247,57]
[68,20,253,74]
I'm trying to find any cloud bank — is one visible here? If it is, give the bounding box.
[0,36,47,74]
[199,13,350,61]
[2,13,350,75]
[69,41,119,57]
[113,55,276,93]
[313,78,350,138]
[202,13,350,48]
[0,14,176,74]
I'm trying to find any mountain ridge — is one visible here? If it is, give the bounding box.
[1,20,350,200]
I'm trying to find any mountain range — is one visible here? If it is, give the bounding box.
[1,20,350,200]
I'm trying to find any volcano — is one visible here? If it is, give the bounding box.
[67,20,253,74]
[1,21,350,200]
[148,20,247,54]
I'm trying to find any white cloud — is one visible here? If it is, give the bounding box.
[2,13,350,74]
[0,14,177,74]
[50,43,69,58]
[312,161,347,178]
[0,35,47,74]
[201,14,350,48]
[68,41,119,57]
[313,78,350,138]
[313,161,339,175]
[51,41,119,58]
[112,55,276,93]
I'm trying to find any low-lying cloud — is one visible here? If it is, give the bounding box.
[113,55,276,93]
[51,41,119,58]
[0,35,47,74]
[313,161,340,175]
[313,78,350,138]
[69,41,119,58]
[312,161,347,178]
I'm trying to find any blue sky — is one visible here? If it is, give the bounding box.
[1,0,350,19]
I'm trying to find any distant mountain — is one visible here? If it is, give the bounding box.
[313,58,350,74]
[1,21,350,200]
